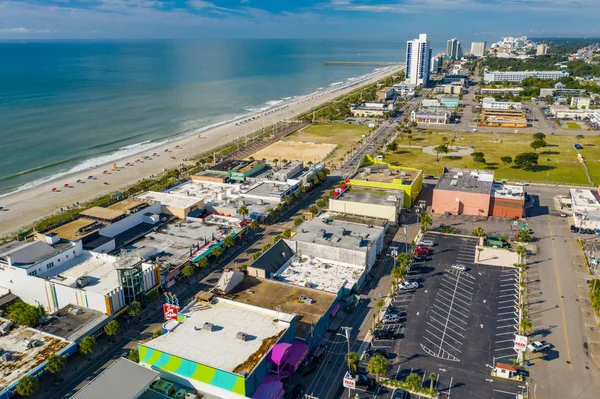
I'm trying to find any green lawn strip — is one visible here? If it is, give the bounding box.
[567,122,582,130]
[384,130,592,185]
[288,122,369,162]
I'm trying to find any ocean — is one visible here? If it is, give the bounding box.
[0,39,442,195]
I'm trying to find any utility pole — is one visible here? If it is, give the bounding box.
[338,326,353,398]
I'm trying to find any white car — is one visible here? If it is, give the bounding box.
[527,341,550,353]
[419,240,434,247]
[451,263,467,271]
[382,314,400,324]
[399,281,419,290]
[515,181,528,186]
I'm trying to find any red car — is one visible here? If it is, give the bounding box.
[414,247,430,256]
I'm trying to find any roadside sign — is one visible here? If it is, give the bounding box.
[163,304,179,321]
[514,334,527,351]
[343,372,356,389]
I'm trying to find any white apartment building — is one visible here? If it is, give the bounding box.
[482,97,523,110]
[470,41,487,57]
[571,97,591,109]
[537,44,549,56]
[446,38,462,60]
[405,33,431,86]
[484,70,569,83]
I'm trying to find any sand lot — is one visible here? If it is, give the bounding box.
[251,140,337,164]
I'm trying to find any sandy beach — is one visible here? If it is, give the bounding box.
[0,65,402,236]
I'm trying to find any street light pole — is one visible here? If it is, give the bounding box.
[338,326,354,398]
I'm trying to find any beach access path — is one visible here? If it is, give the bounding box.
[0,65,403,236]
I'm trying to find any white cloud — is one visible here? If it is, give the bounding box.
[0,27,52,34]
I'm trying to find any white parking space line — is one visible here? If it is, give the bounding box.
[496,331,516,336]
[498,305,517,310]
[427,321,466,339]
[497,318,518,323]
[498,311,518,316]
[493,389,520,396]
[437,290,472,307]
[495,339,515,344]
[495,346,516,352]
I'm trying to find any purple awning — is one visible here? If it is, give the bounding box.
[268,342,292,366]
[330,302,341,318]
[251,375,284,399]
[288,340,309,371]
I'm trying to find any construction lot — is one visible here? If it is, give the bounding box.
[250,139,336,164]
[372,233,526,399]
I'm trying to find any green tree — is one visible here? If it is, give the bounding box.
[262,243,272,253]
[128,349,140,363]
[429,372,436,393]
[367,353,389,382]
[7,301,42,327]
[15,376,39,397]
[316,198,328,209]
[283,195,292,206]
[516,228,532,243]
[347,351,360,373]
[223,236,235,250]
[500,156,513,166]
[249,219,260,230]
[196,257,209,269]
[294,217,304,227]
[276,203,284,212]
[520,317,533,336]
[516,245,527,264]
[152,330,163,339]
[419,211,432,233]
[405,373,422,390]
[46,354,66,379]
[252,252,262,261]
[104,320,120,341]
[182,265,194,280]
[273,234,282,244]
[238,205,249,220]
[128,301,142,318]
[386,142,398,152]
[532,132,546,141]
[530,139,547,152]
[309,205,319,215]
[472,227,486,237]
[79,336,97,358]
[396,252,411,268]
[211,246,223,261]
[282,229,292,239]
[575,134,585,144]
[514,152,539,169]
[267,208,275,219]
[391,266,407,285]
[433,145,449,161]
[471,152,486,165]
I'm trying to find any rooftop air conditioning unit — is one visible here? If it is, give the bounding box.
[203,322,215,332]
[236,331,248,341]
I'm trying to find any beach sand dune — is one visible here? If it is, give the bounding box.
[0,66,402,236]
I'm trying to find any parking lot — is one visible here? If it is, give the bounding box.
[375,233,526,398]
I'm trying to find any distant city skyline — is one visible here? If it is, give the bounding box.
[1,0,599,40]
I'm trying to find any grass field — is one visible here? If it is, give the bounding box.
[288,122,369,162]
[384,130,600,186]
[567,122,582,130]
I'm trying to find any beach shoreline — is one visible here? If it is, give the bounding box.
[0,64,403,236]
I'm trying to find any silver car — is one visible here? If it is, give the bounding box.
[451,263,467,271]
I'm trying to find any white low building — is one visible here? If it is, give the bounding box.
[549,106,595,120]
[484,70,569,83]
[482,97,522,110]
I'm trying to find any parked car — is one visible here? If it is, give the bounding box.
[382,314,400,324]
[570,225,579,233]
[515,181,528,186]
[451,263,467,271]
[373,329,395,340]
[414,247,430,255]
[399,281,419,290]
[559,212,567,217]
[419,239,435,247]
[527,341,551,353]
[393,389,410,399]
[574,144,583,150]
[585,228,596,234]
[354,373,375,387]
[412,254,429,262]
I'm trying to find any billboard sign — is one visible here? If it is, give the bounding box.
[514,334,527,351]
[343,372,356,389]
[163,304,179,321]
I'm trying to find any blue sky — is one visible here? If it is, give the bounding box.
[1,0,598,41]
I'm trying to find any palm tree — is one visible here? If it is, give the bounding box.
[472,227,485,237]
[79,336,97,359]
[238,205,249,220]
[128,301,142,318]
[262,243,272,253]
[309,205,319,215]
[294,218,304,227]
[273,234,282,244]
[429,372,436,393]
[249,219,260,230]
[477,247,484,262]
[128,349,140,363]
[104,320,120,341]
[419,211,432,233]
[405,373,421,390]
[407,134,413,148]
[520,317,533,336]
[391,266,406,288]
[16,376,39,397]
[284,195,292,206]
[273,158,279,167]
[316,199,327,209]
[367,353,389,382]
[267,208,275,220]
[347,351,360,373]
[396,253,410,268]
[282,229,292,239]
[516,245,527,264]
[46,354,66,382]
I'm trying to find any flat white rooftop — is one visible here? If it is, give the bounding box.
[570,189,600,208]
[169,181,243,202]
[0,324,71,391]
[143,298,293,375]
[48,253,152,296]
[136,191,202,210]
[491,183,524,200]
[273,255,363,293]
[291,213,384,253]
